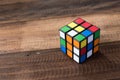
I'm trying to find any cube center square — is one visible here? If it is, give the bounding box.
[59,18,100,64]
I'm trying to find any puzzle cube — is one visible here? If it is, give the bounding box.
[59,18,100,63]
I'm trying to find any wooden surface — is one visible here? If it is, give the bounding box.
[0,0,120,80]
[0,15,120,54]
[0,41,120,80]
[0,0,119,21]
[0,0,120,54]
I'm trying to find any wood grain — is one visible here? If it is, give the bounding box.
[0,0,119,22]
[0,1,120,79]
[0,0,120,54]
[0,41,120,80]
[0,14,120,54]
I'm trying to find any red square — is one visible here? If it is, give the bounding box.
[81,47,86,55]
[74,18,84,24]
[81,22,91,28]
[88,26,99,32]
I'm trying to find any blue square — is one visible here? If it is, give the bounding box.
[60,45,66,54]
[87,42,93,51]
[81,30,92,37]
[80,54,86,63]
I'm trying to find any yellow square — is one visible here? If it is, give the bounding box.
[74,26,85,32]
[81,39,86,48]
[68,22,77,28]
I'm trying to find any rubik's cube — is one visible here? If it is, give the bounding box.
[59,18,100,63]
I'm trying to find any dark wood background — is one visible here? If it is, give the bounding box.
[0,0,120,80]
[0,41,120,80]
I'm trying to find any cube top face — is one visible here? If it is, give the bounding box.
[59,18,100,64]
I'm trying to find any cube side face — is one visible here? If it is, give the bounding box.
[88,26,100,54]
[59,26,71,54]
[59,18,100,63]
[73,34,86,63]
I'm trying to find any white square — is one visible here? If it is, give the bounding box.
[73,47,80,56]
[73,54,79,63]
[88,35,93,43]
[87,50,92,58]
[60,31,65,39]
[67,30,78,37]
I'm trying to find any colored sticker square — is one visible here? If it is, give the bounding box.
[67,49,72,58]
[87,50,92,58]
[74,26,85,32]
[88,26,99,32]
[67,42,72,51]
[60,25,71,33]
[94,46,99,53]
[88,34,93,43]
[73,39,79,48]
[81,47,86,55]
[81,22,91,28]
[68,22,77,28]
[66,35,72,44]
[67,30,78,37]
[81,30,92,37]
[74,18,84,24]
[60,45,66,54]
[60,38,66,47]
[81,39,86,48]
[87,42,93,51]
[73,54,79,63]
[80,54,86,63]
[94,38,100,46]
[94,30,100,39]
[59,31,65,39]
[73,47,80,56]
[74,34,85,42]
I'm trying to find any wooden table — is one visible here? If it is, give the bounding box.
[0,0,120,80]
[0,41,120,80]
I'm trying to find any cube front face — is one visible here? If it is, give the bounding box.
[59,18,100,63]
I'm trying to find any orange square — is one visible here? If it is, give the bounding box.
[94,46,99,53]
[67,42,72,51]
[67,49,72,58]
[94,38,99,46]
[73,40,79,48]
[66,35,72,44]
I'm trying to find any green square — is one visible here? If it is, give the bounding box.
[95,30,100,39]
[60,38,66,46]
[60,26,71,33]
[74,34,85,42]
